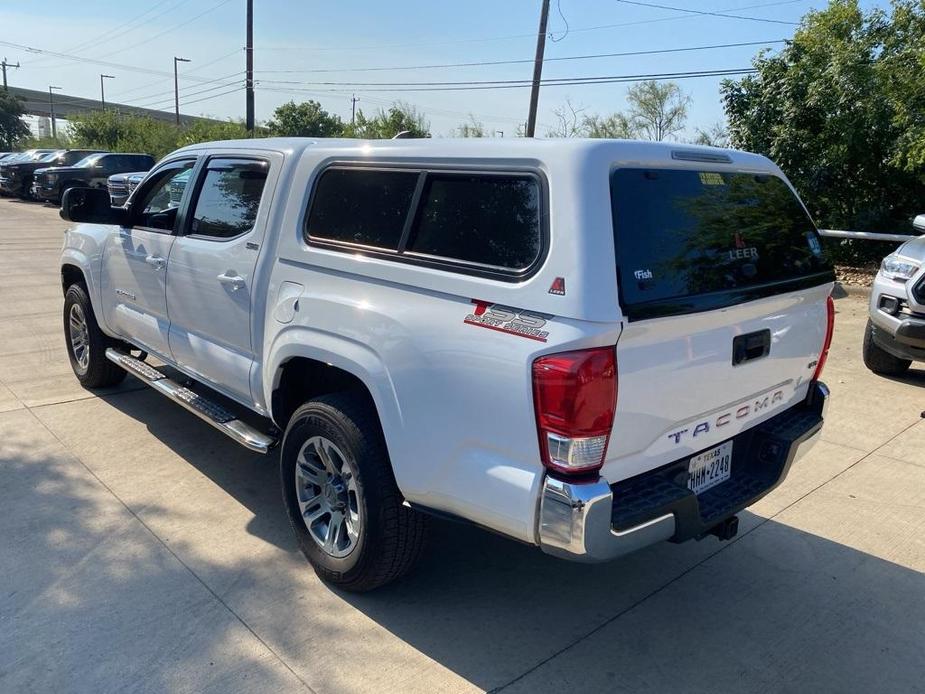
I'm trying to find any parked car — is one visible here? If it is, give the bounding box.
[0,149,57,196]
[3,149,106,200]
[168,167,191,206]
[107,170,150,206]
[58,138,835,591]
[863,213,925,375]
[33,152,155,204]
[126,171,146,199]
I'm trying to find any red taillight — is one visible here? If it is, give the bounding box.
[532,347,617,476]
[812,295,835,382]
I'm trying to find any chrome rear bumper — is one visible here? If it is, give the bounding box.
[537,381,829,562]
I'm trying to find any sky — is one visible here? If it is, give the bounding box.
[0,0,889,138]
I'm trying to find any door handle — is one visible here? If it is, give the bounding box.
[145,254,166,270]
[217,272,246,291]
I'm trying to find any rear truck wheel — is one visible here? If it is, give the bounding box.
[280,392,428,592]
[63,283,126,388]
[863,319,912,375]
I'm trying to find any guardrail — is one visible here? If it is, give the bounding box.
[818,229,922,243]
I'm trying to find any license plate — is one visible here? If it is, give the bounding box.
[688,441,733,494]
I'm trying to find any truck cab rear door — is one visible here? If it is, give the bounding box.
[165,155,275,405]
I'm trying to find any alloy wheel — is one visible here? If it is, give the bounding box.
[295,436,362,558]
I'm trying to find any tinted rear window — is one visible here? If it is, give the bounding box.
[611,169,832,319]
[307,169,419,250]
[407,173,541,270]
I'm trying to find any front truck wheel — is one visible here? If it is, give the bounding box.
[63,283,126,388]
[863,319,911,376]
[280,392,428,591]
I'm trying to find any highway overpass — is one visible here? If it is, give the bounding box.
[8,86,222,126]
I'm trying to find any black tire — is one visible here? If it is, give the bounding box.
[63,283,127,388]
[280,392,428,592]
[863,319,911,376]
[58,185,76,207]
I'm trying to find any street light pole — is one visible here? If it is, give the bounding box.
[100,74,114,108]
[173,56,190,126]
[48,85,62,140]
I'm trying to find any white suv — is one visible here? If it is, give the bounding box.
[58,138,835,590]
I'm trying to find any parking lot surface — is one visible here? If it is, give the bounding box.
[1,199,923,693]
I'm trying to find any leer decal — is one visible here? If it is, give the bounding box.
[464,300,550,342]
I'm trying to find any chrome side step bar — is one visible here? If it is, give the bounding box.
[105,348,277,454]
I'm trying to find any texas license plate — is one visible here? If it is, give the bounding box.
[688,441,733,494]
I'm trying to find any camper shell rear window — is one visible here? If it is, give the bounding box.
[611,168,834,321]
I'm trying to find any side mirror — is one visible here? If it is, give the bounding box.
[60,187,128,226]
[913,214,925,233]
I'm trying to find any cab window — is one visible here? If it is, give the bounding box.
[187,159,268,239]
[131,160,196,232]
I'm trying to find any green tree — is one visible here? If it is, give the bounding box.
[880,1,925,172]
[266,100,344,137]
[693,122,729,148]
[721,0,925,263]
[583,112,635,139]
[177,119,250,147]
[0,91,31,150]
[454,115,486,137]
[67,111,257,159]
[626,80,690,141]
[346,102,429,139]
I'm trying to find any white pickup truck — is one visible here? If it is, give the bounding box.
[59,138,834,591]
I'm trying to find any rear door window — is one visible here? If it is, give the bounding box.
[188,159,268,239]
[611,168,833,319]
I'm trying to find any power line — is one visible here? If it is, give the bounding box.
[0,39,238,85]
[614,0,800,25]
[132,79,245,110]
[118,71,244,106]
[258,67,753,88]
[107,48,243,100]
[51,1,189,61]
[258,0,805,53]
[177,84,244,108]
[94,0,236,60]
[257,67,757,94]
[256,39,785,75]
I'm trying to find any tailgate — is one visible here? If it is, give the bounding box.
[602,166,834,483]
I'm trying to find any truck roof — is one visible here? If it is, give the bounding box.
[173,137,774,171]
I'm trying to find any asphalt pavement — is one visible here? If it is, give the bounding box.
[1,198,923,693]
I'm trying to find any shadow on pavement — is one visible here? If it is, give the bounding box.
[21,384,916,693]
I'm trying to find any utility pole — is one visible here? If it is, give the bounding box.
[174,56,190,126]
[48,85,62,139]
[526,0,550,138]
[1,57,20,91]
[245,0,254,133]
[100,74,114,108]
[351,94,359,126]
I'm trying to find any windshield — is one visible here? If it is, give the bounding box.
[75,154,105,168]
[611,168,833,320]
[39,151,66,163]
